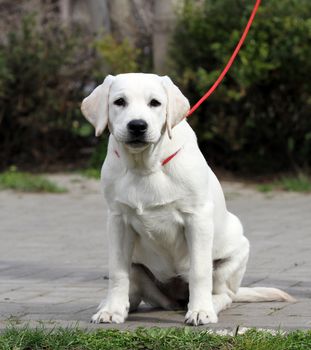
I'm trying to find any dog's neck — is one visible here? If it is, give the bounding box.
[112,132,180,175]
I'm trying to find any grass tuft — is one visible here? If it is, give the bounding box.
[79,168,101,179]
[0,167,67,193]
[257,174,311,193]
[0,327,310,350]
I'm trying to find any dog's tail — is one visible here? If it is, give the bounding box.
[233,287,296,303]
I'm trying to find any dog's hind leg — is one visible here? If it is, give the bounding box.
[211,258,247,315]
[211,258,247,314]
[129,263,180,312]
[212,235,250,314]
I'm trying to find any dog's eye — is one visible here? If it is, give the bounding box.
[114,98,126,107]
[149,99,161,107]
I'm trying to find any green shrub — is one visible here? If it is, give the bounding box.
[89,137,109,169]
[0,13,141,171]
[0,14,95,169]
[94,35,140,75]
[170,0,311,174]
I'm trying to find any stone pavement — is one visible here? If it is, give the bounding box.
[0,175,310,331]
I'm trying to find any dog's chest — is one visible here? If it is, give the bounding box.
[130,204,189,280]
[117,174,185,242]
[129,203,184,240]
[115,170,183,214]
[113,171,190,277]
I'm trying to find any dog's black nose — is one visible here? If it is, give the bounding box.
[127,119,148,136]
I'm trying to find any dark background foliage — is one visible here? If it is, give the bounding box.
[170,0,311,174]
[0,13,141,170]
[0,15,95,169]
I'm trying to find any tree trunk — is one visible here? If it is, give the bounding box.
[59,0,110,33]
[152,0,180,74]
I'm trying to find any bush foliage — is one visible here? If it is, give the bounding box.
[0,15,91,168]
[0,13,140,170]
[170,0,311,174]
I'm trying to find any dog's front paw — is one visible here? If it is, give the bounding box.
[91,303,129,324]
[185,309,218,326]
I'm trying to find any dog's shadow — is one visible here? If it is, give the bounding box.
[127,306,185,324]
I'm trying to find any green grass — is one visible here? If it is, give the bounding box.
[0,169,67,193]
[257,174,311,193]
[0,327,310,350]
[79,168,101,179]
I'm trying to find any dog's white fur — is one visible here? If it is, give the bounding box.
[81,73,294,326]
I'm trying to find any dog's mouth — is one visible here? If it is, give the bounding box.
[125,140,149,148]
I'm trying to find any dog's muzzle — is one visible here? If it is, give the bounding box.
[126,119,149,147]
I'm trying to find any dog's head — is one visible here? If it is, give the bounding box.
[81,73,190,152]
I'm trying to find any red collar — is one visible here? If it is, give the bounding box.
[161,149,181,166]
[114,148,181,166]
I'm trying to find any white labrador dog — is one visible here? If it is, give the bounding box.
[81,73,294,326]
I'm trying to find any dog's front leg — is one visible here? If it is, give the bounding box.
[92,213,134,324]
[184,203,218,326]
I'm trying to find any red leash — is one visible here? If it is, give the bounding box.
[114,1,261,167]
[186,0,261,118]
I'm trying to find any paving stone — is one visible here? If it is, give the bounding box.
[0,175,310,330]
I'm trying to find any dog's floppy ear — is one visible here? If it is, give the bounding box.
[81,75,115,137]
[160,76,190,138]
